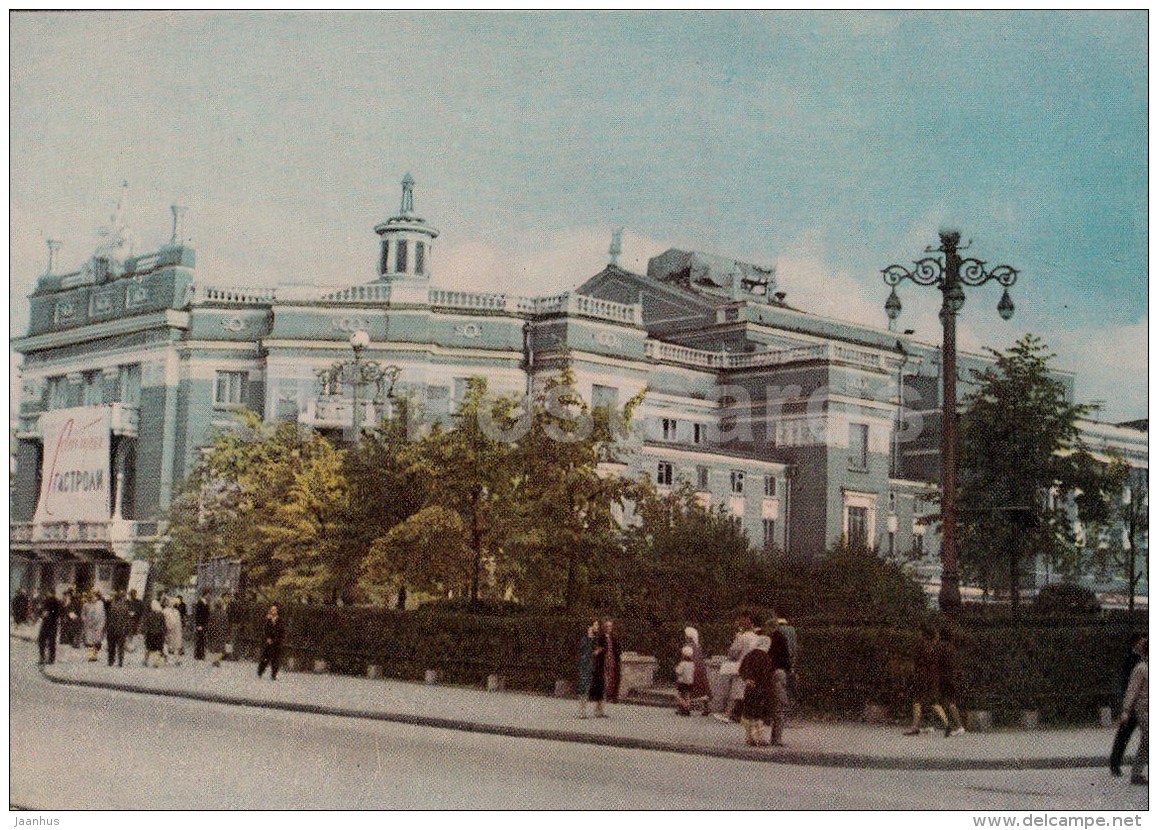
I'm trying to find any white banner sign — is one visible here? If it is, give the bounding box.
[33,406,113,524]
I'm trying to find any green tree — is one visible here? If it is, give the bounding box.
[957,335,1115,612]
[162,411,354,602]
[617,483,760,623]
[358,505,473,603]
[503,367,644,609]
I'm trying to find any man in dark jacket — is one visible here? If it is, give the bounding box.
[193,589,211,660]
[256,604,286,680]
[106,592,131,667]
[37,592,61,665]
[1111,632,1147,777]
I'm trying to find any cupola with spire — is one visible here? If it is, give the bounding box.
[373,173,439,282]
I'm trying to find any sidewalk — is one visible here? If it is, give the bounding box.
[17,631,1122,771]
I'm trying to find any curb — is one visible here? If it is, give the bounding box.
[36,668,1110,772]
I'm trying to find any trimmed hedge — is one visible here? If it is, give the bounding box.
[230,603,1145,725]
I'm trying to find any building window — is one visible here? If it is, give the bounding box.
[888,531,896,558]
[696,465,709,491]
[662,418,678,441]
[396,240,408,273]
[730,470,745,494]
[81,371,102,406]
[118,364,141,406]
[763,518,776,549]
[657,461,673,487]
[415,241,426,275]
[764,476,777,497]
[379,240,390,275]
[913,531,925,557]
[849,423,869,471]
[47,376,69,410]
[693,423,705,444]
[847,506,869,548]
[214,371,246,406]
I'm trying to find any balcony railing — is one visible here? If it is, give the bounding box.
[193,281,643,326]
[10,520,139,545]
[298,397,389,429]
[644,340,891,372]
[14,402,139,440]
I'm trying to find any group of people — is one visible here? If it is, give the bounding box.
[903,623,966,737]
[19,585,245,670]
[576,619,621,718]
[574,611,799,748]
[708,611,797,747]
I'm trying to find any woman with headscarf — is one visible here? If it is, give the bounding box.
[143,600,167,667]
[80,590,106,662]
[683,626,713,716]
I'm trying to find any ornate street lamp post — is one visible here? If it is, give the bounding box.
[317,330,400,443]
[882,230,1018,612]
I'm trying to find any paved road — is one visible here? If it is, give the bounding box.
[10,642,1148,810]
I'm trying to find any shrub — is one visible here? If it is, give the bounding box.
[1031,582,1102,616]
[227,602,1142,724]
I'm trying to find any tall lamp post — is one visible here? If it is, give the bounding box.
[882,230,1017,612]
[318,330,400,443]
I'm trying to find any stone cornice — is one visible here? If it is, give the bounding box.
[12,310,190,355]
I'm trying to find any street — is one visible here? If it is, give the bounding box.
[9,639,1147,810]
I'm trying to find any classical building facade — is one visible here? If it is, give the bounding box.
[10,177,1148,604]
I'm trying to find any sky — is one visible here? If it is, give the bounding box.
[9,11,1149,421]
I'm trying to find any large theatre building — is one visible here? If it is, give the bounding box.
[10,177,1148,603]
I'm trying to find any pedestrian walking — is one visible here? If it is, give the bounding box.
[774,609,799,711]
[675,645,697,716]
[683,626,713,715]
[1121,636,1148,786]
[904,623,950,736]
[106,592,131,667]
[12,588,29,626]
[37,592,61,665]
[162,597,183,665]
[739,635,773,746]
[256,604,286,680]
[586,618,621,717]
[81,590,106,662]
[61,588,81,648]
[193,589,211,661]
[576,620,599,718]
[935,626,966,737]
[224,592,243,660]
[714,611,759,723]
[765,617,793,746]
[143,600,167,667]
[206,597,229,667]
[1111,633,1147,777]
[125,589,144,653]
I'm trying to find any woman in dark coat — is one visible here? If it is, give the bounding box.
[936,626,966,736]
[206,598,229,667]
[739,635,773,746]
[576,620,599,718]
[143,600,167,667]
[587,619,622,717]
[256,604,285,681]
